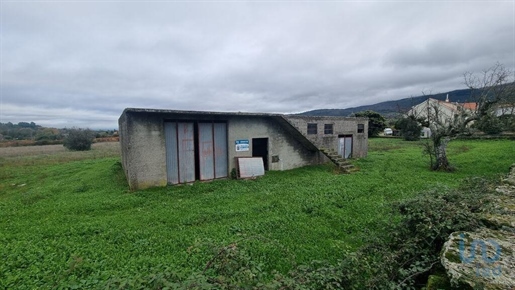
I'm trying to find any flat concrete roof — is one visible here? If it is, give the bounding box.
[122,108,367,120]
[122,108,283,117]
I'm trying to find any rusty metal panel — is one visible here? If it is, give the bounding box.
[164,122,179,185]
[213,123,228,178]
[198,123,214,180]
[178,122,195,183]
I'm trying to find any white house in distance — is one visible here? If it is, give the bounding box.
[495,104,515,117]
[408,95,477,124]
[407,95,477,138]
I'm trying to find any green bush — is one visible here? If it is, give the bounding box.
[395,116,422,141]
[499,115,515,132]
[475,115,504,134]
[63,128,94,151]
[334,177,495,289]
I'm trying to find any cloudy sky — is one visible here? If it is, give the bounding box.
[1,1,514,129]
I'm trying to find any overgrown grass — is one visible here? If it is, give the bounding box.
[0,139,513,288]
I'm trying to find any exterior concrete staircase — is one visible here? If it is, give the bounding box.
[276,116,357,173]
[319,148,356,173]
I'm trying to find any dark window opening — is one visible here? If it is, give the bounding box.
[307,123,317,135]
[324,124,333,134]
[357,124,365,133]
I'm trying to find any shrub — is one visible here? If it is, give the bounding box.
[395,116,422,141]
[63,128,94,151]
[336,178,495,289]
[475,115,504,134]
[499,115,515,132]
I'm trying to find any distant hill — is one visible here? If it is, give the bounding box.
[299,88,476,117]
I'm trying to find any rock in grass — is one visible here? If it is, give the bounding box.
[502,164,515,186]
[441,229,514,289]
[441,165,515,290]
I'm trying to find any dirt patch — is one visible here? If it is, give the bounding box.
[0,142,119,158]
[0,144,66,157]
[0,142,120,167]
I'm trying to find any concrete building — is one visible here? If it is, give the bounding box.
[494,103,515,117]
[119,108,368,190]
[407,95,476,126]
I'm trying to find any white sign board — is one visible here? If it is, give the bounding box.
[235,140,249,152]
[237,157,264,178]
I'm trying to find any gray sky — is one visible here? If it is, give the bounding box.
[1,1,514,129]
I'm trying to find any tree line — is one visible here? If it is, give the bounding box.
[0,122,119,150]
[0,122,118,143]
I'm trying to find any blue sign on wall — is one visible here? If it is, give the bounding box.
[235,140,249,152]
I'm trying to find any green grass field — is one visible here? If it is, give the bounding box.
[1,139,514,288]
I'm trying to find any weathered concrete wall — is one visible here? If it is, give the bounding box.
[118,112,129,181]
[119,110,323,190]
[227,116,320,172]
[354,133,368,158]
[119,111,168,190]
[284,116,368,158]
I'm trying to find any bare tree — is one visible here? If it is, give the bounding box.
[394,96,430,141]
[464,62,515,126]
[422,63,514,171]
[422,102,465,171]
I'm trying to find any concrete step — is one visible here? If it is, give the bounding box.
[327,156,347,163]
[328,157,345,162]
[339,165,354,170]
[320,149,356,174]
